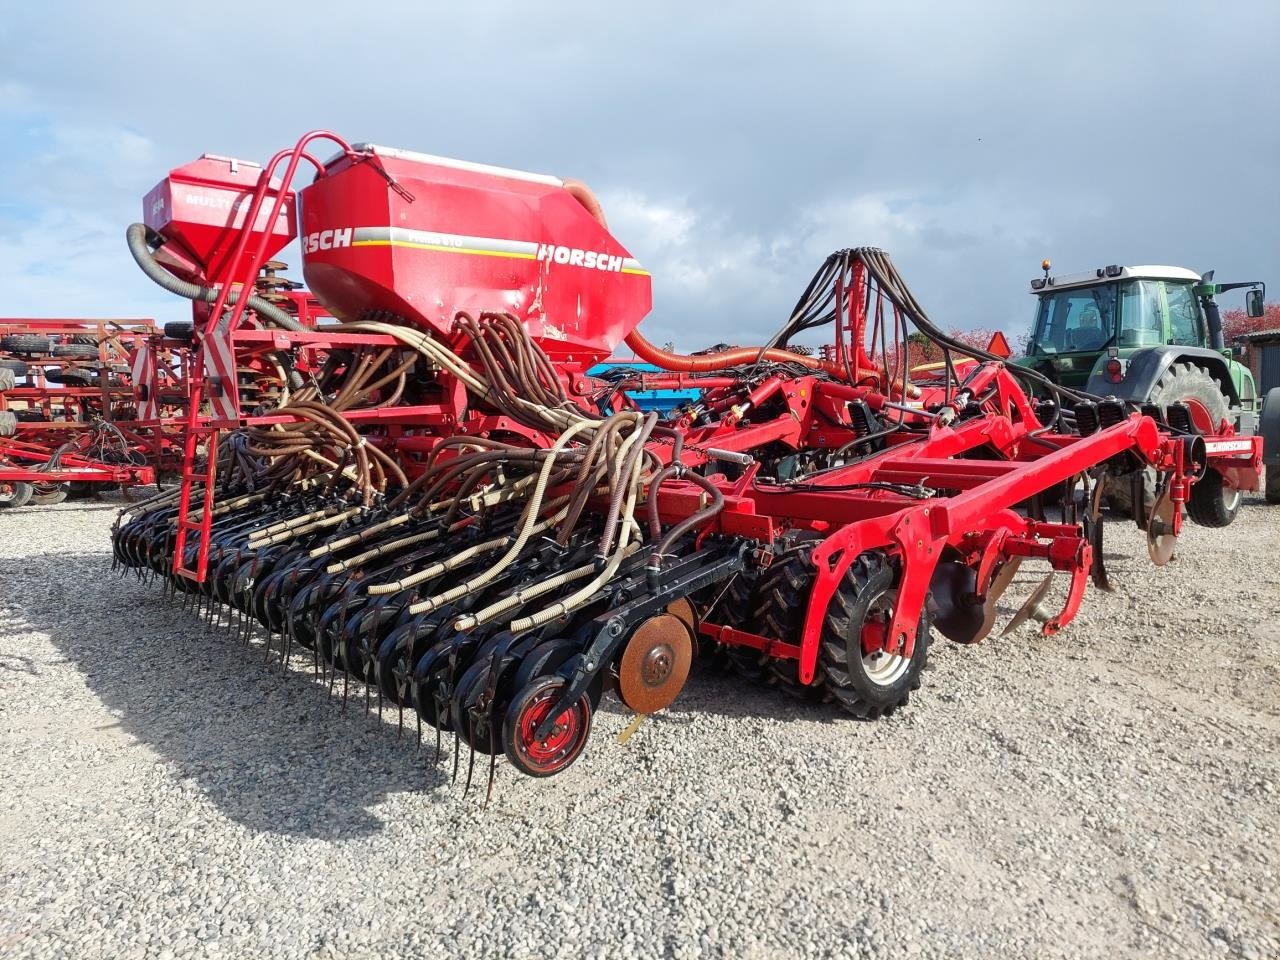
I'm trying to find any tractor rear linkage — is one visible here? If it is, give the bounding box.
[108,129,1249,791]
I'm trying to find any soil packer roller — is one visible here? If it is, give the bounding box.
[112,131,1248,788]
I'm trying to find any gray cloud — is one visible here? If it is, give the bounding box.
[1,1,1276,348]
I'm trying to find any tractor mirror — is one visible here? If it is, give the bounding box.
[1246,288,1264,318]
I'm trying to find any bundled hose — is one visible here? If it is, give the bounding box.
[126,224,307,333]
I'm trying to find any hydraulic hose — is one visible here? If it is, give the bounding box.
[558,179,881,383]
[127,224,307,332]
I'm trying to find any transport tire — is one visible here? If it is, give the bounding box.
[1186,469,1240,528]
[0,369,14,392]
[0,480,34,508]
[1108,363,1232,519]
[164,321,195,341]
[820,551,929,719]
[0,358,29,377]
[0,334,52,355]
[0,411,16,436]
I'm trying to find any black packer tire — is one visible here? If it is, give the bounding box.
[1186,469,1240,528]
[820,551,929,719]
[755,544,827,700]
[164,321,195,341]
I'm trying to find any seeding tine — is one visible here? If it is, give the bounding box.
[451,730,461,783]
[485,727,498,808]
[463,740,477,799]
[282,626,294,672]
[342,668,351,710]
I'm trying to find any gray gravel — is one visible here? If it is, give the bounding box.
[1,492,1277,959]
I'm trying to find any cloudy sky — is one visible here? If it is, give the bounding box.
[1,2,1276,351]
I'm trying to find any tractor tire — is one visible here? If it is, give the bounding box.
[754,544,827,700]
[0,411,15,436]
[0,334,53,355]
[0,480,33,508]
[1265,467,1280,505]
[52,342,99,358]
[1107,362,1232,519]
[0,358,28,377]
[1186,469,1241,528]
[164,321,195,341]
[0,369,14,392]
[29,482,69,506]
[819,551,929,719]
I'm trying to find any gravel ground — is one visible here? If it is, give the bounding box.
[1,492,1277,960]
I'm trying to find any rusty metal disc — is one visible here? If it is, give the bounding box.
[617,613,693,714]
[666,597,698,636]
[973,556,1022,643]
[1146,489,1177,566]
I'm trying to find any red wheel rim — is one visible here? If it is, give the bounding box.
[514,684,588,775]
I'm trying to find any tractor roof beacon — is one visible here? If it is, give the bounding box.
[1016,260,1276,524]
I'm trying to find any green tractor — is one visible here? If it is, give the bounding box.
[1015,261,1275,520]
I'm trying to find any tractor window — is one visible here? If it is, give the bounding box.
[1118,280,1165,348]
[1164,281,1203,346]
[1031,285,1116,354]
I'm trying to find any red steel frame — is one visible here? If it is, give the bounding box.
[134,129,1265,691]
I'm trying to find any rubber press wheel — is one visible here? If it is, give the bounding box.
[502,675,592,778]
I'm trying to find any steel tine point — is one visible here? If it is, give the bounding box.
[463,741,476,798]
[485,729,498,808]
[341,670,350,710]
[451,730,461,783]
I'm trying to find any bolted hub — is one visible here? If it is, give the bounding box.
[641,643,675,686]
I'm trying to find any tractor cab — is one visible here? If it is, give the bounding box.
[1018,262,1264,413]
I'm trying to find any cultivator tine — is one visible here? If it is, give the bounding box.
[1002,573,1056,636]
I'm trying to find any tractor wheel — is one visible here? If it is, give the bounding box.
[1267,467,1280,505]
[755,544,826,700]
[1108,362,1232,519]
[819,551,929,719]
[0,480,34,508]
[1186,469,1241,528]
[29,482,70,506]
[0,334,52,355]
